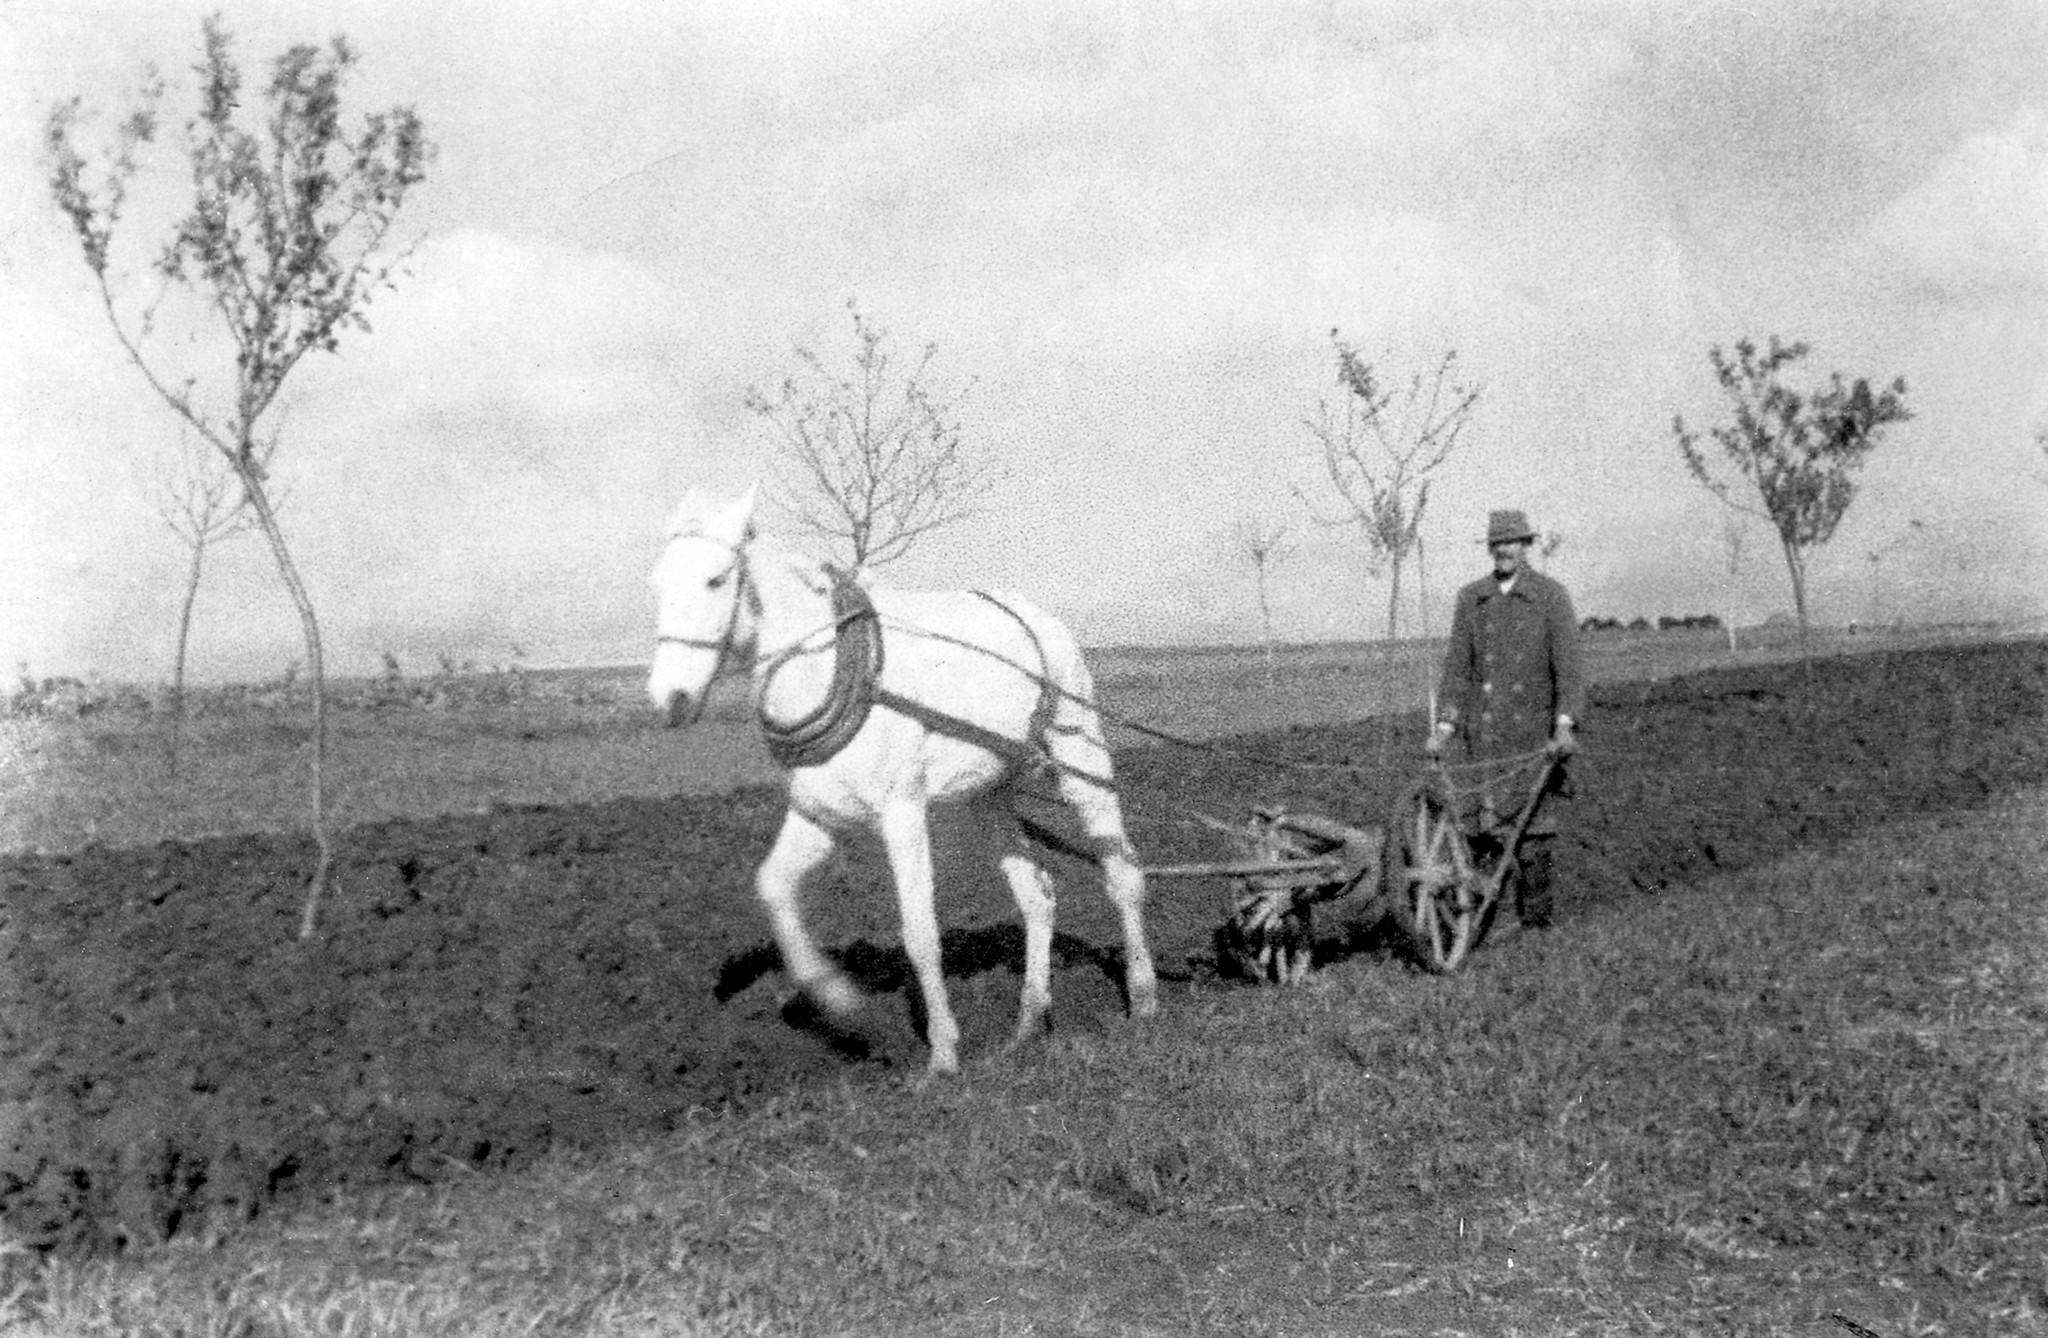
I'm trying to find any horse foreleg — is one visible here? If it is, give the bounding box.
[997,842,1056,1044]
[879,802,961,1075]
[758,809,860,1014]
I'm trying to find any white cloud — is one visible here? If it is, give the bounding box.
[1063,208,1515,369]
[9,1,2048,680]
[1868,110,2048,299]
[341,230,683,417]
[0,225,728,683]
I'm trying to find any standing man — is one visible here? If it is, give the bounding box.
[1426,509,1585,929]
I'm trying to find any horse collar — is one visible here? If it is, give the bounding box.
[759,570,885,769]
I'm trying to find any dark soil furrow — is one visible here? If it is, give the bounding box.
[1,641,2041,1253]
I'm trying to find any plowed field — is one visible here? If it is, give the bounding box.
[3,641,2043,1252]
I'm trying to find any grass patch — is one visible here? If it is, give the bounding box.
[9,788,2048,1335]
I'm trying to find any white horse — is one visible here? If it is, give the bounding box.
[647,487,1159,1075]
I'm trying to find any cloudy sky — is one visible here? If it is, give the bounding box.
[3,0,2046,683]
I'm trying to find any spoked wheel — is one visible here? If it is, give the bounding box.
[1399,788,1484,973]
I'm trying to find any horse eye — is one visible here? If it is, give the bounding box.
[707,570,732,590]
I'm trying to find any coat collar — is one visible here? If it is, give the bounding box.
[1475,569,1552,602]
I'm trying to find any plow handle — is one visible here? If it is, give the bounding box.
[1481,753,1564,898]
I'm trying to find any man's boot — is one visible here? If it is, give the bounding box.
[1515,836,1555,929]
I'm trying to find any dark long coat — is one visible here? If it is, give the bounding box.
[1434,568,1585,836]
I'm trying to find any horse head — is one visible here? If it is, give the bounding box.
[648,485,759,728]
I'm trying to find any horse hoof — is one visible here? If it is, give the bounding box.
[1005,1013,1053,1051]
[808,975,863,1015]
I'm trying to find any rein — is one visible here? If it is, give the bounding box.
[664,535,1397,787]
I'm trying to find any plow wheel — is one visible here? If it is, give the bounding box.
[1399,788,1483,973]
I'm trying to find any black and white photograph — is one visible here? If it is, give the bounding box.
[3,2,2046,1332]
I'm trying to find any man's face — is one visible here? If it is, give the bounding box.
[1490,538,1531,579]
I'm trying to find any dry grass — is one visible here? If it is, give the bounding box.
[9,785,2046,1336]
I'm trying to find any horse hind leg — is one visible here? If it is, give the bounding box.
[757,808,860,1015]
[1044,717,1159,1020]
[997,837,1056,1044]
[1097,828,1158,1018]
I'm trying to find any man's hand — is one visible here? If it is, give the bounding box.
[1425,720,1455,757]
[1546,717,1578,758]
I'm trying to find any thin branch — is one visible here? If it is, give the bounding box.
[749,300,987,570]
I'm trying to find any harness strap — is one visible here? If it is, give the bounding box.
[753,583,1063,781]
[967,591,1057,765]
[869,684,1038,769]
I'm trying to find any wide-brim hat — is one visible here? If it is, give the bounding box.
[1485,509,1538,545]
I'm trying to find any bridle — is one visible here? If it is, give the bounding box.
[654,532,763,676]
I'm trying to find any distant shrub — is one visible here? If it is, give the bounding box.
[1584,615,1723,633]
[4,671,128,719]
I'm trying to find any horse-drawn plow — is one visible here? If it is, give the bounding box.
[648,487,1570,1068]
[1148,751,1564,980]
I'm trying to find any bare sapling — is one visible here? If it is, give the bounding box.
[746,298,990,572]
[1302,334,1479,755]
[1233,514,1296,713]
[1718,514,1747,653]
[148,427,275,773]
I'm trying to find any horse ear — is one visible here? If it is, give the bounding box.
[666,486,759,542]
[664,488,707,538]
[717,484,760,542]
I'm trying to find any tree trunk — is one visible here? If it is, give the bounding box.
[236,467,333,938]
[1780,532,1815,686]
[1384,550,1406,704]
[1254,564,1277,710]
[1384,553,1404,647]
[1378,551,1407,763]
[167,536,206,775]
[1783,539,1809,640]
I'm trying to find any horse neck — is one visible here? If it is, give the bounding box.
[740,540,842,698]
